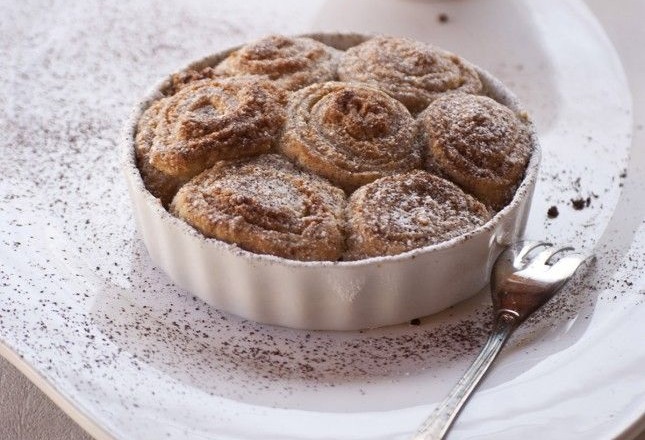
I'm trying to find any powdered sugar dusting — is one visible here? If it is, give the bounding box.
[346,171,490,258]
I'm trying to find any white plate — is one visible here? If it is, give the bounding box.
[0,0,643,439]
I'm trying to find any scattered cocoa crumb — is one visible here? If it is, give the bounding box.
[571,198,585,210]
[410,318,421,326]
[547,206,559,218]
[619,170,627,178]
[438,13,449,23]
[571,197,591,210]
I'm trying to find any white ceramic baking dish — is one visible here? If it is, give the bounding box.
[120,33,540,331]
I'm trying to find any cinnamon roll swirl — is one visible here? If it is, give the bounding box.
[135,100,189,205]
[215,35,340,91]
[279,82,421,192]
[338,36,482,114]
[345,170,491,259]
[171,154,346,261]
[142,77,287,181]
[419,93,532,210]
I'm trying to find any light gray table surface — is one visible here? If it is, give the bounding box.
[1,0,643,439]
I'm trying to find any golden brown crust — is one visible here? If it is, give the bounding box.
[279,82,421,192]
[215,35,340,91]
[135,101,189,205]
[345,170,491,259]
[170,154,347,261]
[143,76,287,181]
[419,94,532,210]
[167,66,221,95]
[338,36,482,114]
[134,35,533,261]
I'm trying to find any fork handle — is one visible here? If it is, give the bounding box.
[412,313,518,440]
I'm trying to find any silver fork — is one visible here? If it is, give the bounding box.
[413,241,587,440]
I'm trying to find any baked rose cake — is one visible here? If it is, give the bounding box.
[134,34,533,262]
